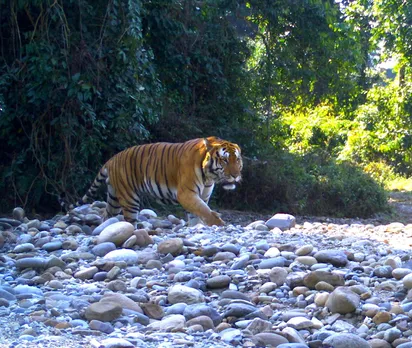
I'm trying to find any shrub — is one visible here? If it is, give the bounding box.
[0,0,161,212]
[216,151,389,218]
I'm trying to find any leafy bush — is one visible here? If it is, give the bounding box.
[216,151,389,218]
[281,103,351,156]
[0,0,161,211]
[339,82,412,175]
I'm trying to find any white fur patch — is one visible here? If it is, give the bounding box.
[219,148,230,158]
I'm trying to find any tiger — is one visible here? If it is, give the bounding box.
[77,137,242,227]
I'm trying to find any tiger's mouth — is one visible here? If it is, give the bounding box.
[220,177,240,190]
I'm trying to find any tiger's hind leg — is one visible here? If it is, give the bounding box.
[118,194,140,228]
[104,183,122,220]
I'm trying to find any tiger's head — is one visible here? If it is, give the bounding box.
[203,137,243,190]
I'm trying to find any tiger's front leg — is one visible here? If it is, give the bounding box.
[178,189,224,226]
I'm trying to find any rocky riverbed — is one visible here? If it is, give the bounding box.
[0,202,411,348]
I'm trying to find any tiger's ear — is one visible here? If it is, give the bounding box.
[203,138,214,152]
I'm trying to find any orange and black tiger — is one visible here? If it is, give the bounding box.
[77,137,242,226]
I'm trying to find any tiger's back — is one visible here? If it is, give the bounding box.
[81,137,242,226]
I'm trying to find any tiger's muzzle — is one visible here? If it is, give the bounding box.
[221,174,241,190]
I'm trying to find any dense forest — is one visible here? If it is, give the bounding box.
[0,0,411,218]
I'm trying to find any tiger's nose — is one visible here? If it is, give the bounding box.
[229,174,241,182]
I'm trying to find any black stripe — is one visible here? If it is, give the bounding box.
[162,145,175,200]
[123,207,138,214]
[123,198,140,210]
[145,144,158,197]
[133,145,144,191]
[195,183,201,195]
[123,148,137,201]
[139,145,147,182]
[108,192,118,202]
[108,201,121,209]
[127,147,138,195]
[184,185,197,194]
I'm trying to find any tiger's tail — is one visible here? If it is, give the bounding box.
[80,166,108,204]
[59,165,108,212]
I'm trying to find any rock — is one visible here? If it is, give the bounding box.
[373,265,393,278]
[89,320,114,334]
[100,293,143,313]
[147,314,185,331]
[61,239,78,250]
[183,304,222,326]
[92,242,116,257]
[373,311,392,324]
[103,249,139,265]
[0,289,16,301]
[368,339,392,348]
[92,217,119,236]
[168,284,205,305]
[323,333,370,348]
[134,229,153,247]
[303,270,345,289]
[224,303,257,318]
[16,257,47,270]
[313,249,348,267]
[74,266,99,280]
[12,207,25,221]
[264,247,281,258]
[314,292,329,306]
[107,279,127,292]
[96,221,134,246]
[136,249,159,265]
[214,251,237,262]
[258,257,286,269]
[98,338,135,348]
[13,243,35,253]
[269,267,288,285]
[252,333,289,346]
[65,224,83,235]
[265,213,296,231]
[140,209,158,218]
[287,316,314,330]
[140,303,164,319]
[392,268,412,280]
[295,244,314,256]
[206,275,231,289]
[186,315,215,330]
[326,287,360,314]
[403,273,412,290]
[157,238,184,256]
[383,328,401,343]
[220,328,242,344]
[42,241,63,252]
[296,256,317,266]
[315,281,335,292]
[84,302,122,322]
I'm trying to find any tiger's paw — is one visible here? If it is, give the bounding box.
[205,211,225,226]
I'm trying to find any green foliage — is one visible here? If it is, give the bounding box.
[281,103,351,156]
[0,0,161,210]
[143,0,250,142]
[0,0,408,219]
[217,151,389,218]
[339,82,412,175]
